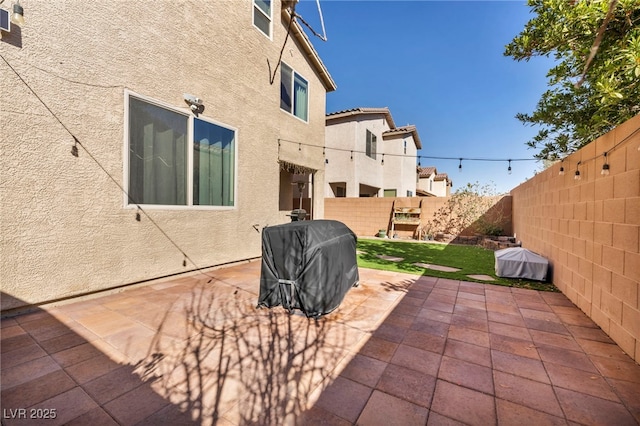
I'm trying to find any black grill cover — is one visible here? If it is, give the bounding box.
[257,220,359,318]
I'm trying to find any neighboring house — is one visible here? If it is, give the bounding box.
[0,1,336,311]
[325,108,422,198]
[416,167,452,197]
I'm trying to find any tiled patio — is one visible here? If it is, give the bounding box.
[2,260,640,425]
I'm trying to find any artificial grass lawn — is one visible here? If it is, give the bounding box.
[357,238,559,292]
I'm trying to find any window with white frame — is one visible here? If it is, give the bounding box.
[253,0,272,38]
[127,93,236,207]
[280,63,309,122]
[366,130,377,160]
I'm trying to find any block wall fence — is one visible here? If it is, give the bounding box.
[324,114,639,363]
[324,197,450,239]
[510,114,640,363]
[324,196,513,239]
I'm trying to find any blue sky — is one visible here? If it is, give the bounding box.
[294,0,557,194]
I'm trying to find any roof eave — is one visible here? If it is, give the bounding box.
[382,126,422,149]
[326,107,395,128]
[282,8,337,92]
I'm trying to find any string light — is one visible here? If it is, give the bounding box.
[574,161,582,180]
[279,138,541,168]
[601,152,610,176]
[278,132,638,179]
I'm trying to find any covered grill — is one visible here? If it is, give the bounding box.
[257,220,359,319]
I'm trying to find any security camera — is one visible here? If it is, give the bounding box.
[183,93,203,106]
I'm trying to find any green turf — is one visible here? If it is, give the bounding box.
[357,238,559,292]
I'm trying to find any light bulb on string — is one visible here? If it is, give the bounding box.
[507,159,512,175]
[601,152,610,176]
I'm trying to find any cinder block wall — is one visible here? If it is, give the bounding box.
[325,197,450,238]
[324,196,513,239]
[510,114,640,363]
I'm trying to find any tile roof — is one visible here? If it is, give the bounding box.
[417,166,437,178]
[326,109,423,149]
[326,107,396,129]
[382,125,422,149]
[434,173,450,181]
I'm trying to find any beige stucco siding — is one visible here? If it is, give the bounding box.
[382,134,418,196]
[1,0,330,310]
[325,112,419,198]
[325,120,356,196]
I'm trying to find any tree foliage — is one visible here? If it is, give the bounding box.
[425,182,506,238]
[505,0,640,160]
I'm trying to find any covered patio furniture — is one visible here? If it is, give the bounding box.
[495,247,549,281]
[257,220,359,319]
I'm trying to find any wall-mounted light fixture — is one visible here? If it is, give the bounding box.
[0,0,24,39]
[183,93,204,115]
[601,152,610,176]
[11,0,23,25]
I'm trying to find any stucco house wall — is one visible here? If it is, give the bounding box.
[417,167,451,197]
[0,0,335,311]
[324,120,357,197]
[325,108,421,198]
[325,112,390,197]
[382,128,420,197]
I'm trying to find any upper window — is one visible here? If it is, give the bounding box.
[253,0,272,38]
[366,130,377,160]
[127,93,236,208]
[280,63,309,122]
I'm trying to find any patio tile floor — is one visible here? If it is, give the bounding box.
[2,260,640,425]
